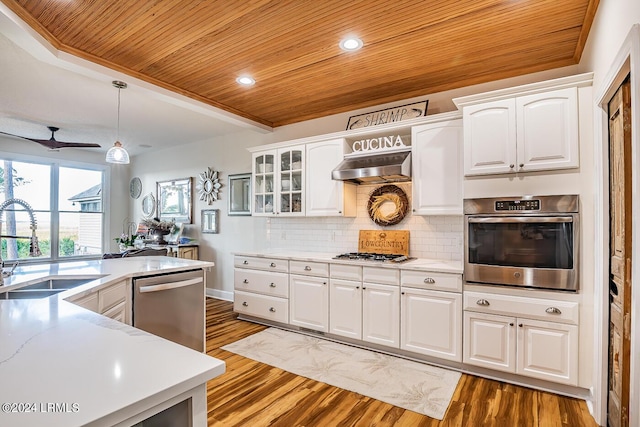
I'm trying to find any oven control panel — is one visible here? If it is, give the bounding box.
[494,199,540,211]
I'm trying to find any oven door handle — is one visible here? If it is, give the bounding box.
[138,277,202,293]
[467,216,573,223]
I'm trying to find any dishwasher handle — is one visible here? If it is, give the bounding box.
[138,277,202,293]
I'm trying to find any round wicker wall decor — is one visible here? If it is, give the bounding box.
[367,184,409,226]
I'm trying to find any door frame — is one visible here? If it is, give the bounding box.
[594,24,640,426]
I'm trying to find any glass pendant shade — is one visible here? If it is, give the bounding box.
[106,141,130,164]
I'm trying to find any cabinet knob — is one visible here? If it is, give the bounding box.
[356,286,360,289]
[519,163,524,168]
[401,291,405,295]
[509,322,514,326]
[519,323,523,327]
[362,286,367,290]
[269,283,276,288]
[338,211,342,214]
[242,301,248,307]
[269,307,276,312]
[243,279,249,284]
[545,307,562,315]
[509,164,515,169]
[412,209,416,212]
[424,277,435,284]
[242,260,248,265]
[304,266,312,271]
[270,262,276,267]
[476,299,490,306]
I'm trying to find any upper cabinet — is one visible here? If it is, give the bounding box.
[252,146,305,216]
[411,118,463,215]
[306,139,356,217]
[454,74,592,176]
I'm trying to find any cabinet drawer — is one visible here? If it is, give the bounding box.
[99,281,127,313]
[235,256,289,273]
[102,300,127,323]
[234,290,288,323]
[464,291,579,325]
[330,264,362,281]
[69,292,99,313]
[401,270,462,292]
[290,260,329,277]
[363,267,400,286]
[234,269,289,298]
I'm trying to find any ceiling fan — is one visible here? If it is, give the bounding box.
[0,126,101,150]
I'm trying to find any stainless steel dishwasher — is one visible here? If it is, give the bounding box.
[133,269,205,352]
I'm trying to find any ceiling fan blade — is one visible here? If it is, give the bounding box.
[0,130,101,149]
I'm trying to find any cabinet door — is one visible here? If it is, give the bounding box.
[464,311,516,372]
[412,119,463,215]
[463,99,517,175]
[362,283,400,348]
[289,274,328,332]
[329,279,362,339]
[252,151,276,216]
[306,139,356,217]
[277,146,305,216]
[178,246,198,260]
[401,288,462,362]
[516,87,579,172]
[516,318,578,385]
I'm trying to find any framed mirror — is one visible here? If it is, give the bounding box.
[157,177,193,223]
[201,209,219,233]
[228,173,251,216]
[141,192,156,218]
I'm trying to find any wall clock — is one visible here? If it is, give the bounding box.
[129,177,142,199]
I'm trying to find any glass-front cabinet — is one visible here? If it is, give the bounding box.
[252,146,305,216]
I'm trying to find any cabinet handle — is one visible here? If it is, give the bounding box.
[545,307,562,315]
[356,286,360,289]
[322,282,327,285]
[509,164,515,169]
[338,211,342,214]
[243,279,249,284]
[401,291,405,295]
[362,286,367,290]
[269,283,276,288]
[424,277,435,284]
[519,163,524,168]
[242,301,248,307]
[476,299,490,306]
[519,323,523,327]
[269,307,276,312]
[242,260,248,265]
[509,323,514,326]
[270,262,276,267]
[304,266,312,271]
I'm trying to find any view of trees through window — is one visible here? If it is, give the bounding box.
[0,159,104,261]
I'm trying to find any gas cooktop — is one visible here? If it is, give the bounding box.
[332,252,415,263]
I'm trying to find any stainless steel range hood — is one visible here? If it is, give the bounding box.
[331,151,411,184]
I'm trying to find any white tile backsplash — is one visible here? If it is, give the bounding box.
[266,183,463,260]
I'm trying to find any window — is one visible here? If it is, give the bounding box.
[0,158,106,262]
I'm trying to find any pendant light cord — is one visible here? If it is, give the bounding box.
[116,86,121,142]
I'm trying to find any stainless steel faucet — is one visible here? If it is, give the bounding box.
[0,198,42,285]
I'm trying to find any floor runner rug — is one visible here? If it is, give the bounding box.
[221,327,461,420]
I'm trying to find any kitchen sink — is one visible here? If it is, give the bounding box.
[0,277,100,300]
[1,289,65,299]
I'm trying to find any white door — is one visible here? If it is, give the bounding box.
[463,98,516,175]
[306,139,355,216]
[463,311,516,372]
[329,279,362,339]
[362,282,400,348]
[401,288,462,362]
[516,87,579,172]
[516,318,578,386]
[289,274,328,332]
[411,119,463,215]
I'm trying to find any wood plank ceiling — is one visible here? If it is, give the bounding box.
[2,0,599,128]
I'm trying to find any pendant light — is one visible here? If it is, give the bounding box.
[105,80,130,164]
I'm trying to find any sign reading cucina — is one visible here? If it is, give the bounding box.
[352,135,406,153]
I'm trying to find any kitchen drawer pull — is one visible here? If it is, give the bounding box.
[509,322,514,326]
[476,299,490,306]
[269,307,276,312]
[545,307,562,315]
[243,279,249,284]
[509,164,515,169]
[270,262,276,267]
[423,277,435,284]
[304,266,312,271]
[269,283,276,288]
[519,163,524,168]
[242,260,248,265]
[242,301,248,307]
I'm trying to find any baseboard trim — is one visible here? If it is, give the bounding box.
[206,288,233,301]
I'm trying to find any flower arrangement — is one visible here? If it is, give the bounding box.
[114,233,136,247]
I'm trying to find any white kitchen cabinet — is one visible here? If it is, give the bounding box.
[329,278,362,339]
[411,119,463,215]
[289,274,329,332]
[252,145,305,216]
[65,279,131,325]
[463,309,579,385]
[306,139,356,217]
[401,288,462,362]
[462,87,579,175]
[362,282,400,348]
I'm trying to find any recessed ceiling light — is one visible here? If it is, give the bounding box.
[339,37,363,51]
[236,75,255,86]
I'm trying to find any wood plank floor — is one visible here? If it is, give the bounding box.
[205,298,598,426]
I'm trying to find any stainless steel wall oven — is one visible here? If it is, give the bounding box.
[464,195,579,292]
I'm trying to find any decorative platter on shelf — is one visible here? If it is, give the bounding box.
[367,184,409,226]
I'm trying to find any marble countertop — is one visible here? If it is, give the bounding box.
[234,250,463,274]
[0,257,223,426]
